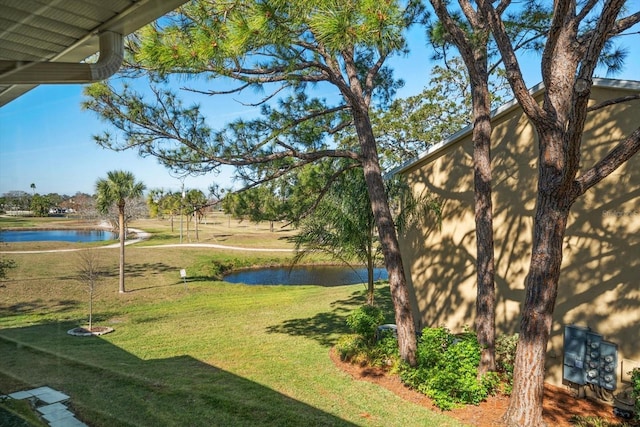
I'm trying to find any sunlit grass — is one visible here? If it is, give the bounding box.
[0,217,464,426]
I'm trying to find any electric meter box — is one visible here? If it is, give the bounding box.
[598,341,618,390]
[563,325,618,390]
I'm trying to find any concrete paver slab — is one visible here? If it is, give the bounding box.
[37,402,68,415]
[42,409,73,422]
[29,386,54,395]
[42,408,75,422]
[49,417,88,427]
[36,390,70,404]
[7,386,87,427]
[8,390,34,399]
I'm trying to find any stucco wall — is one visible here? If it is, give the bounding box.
[398,83,640,389]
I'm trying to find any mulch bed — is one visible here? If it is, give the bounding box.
[329,347,633,427]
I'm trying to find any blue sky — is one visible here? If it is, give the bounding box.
[1,26,639,197]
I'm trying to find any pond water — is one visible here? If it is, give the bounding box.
[0,229,117,243]
[224,265,388,286]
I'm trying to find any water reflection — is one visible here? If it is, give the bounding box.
[224,265,388,286]
[0,229,116,243]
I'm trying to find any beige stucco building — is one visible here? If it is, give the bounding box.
[395,79,639,396]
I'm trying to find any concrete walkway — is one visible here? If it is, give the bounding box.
[4,386,87,427]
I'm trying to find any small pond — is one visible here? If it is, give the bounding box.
[224,265,388,286]
[0,229,117,243]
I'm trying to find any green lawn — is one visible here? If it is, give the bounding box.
[0,217,464,426]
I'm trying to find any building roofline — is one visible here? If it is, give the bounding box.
[389,78,640,177]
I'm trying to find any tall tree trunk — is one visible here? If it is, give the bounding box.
[354,107,418,365]
[471,79,496,374]
[471,1,638,424]
[118,204,126,294]
[504,130,573,426]
[429,0,496,374]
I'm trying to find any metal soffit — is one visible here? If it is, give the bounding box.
[0,0,188,107]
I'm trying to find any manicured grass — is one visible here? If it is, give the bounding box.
[0,218,464,426]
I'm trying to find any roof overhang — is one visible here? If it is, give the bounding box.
[0,0,189,107]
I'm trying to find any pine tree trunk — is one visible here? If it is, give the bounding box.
[354,108,418,366]
[471,79,496,374]
[504,135,572,426]
[428,0,497,373]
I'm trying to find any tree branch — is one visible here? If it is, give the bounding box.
[587,94,640,112]
[573,127,640,198]
[608,11,640,36]
[577,0,628,80]
[576,0,599,23]
[476,0,544,122]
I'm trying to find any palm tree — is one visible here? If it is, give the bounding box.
[30,183,36,194]
[95,170,146,293]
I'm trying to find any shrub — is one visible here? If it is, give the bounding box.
[632,368,640,422]
[495,333,518,394]
[338,306,399,367]
[415,326,454,367]
[201,259,237,280]
[366,331,400,369]
[345,305,384,345]
[335,334,367,363]
[400,326,499,410]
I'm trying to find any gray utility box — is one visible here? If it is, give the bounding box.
[563,325,618,390]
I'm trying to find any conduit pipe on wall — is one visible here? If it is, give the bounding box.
[0,31,123,84]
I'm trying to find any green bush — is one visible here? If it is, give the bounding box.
[400,327,499,410]
[200,258,238,279]
[335,331,400,368]
[335,334,367,362]
[345,305,384,345]
[632,368,640,422]
[367,331,400,369]
[415,326,454,367]
[495,333,518,394]
[338,306,398,367]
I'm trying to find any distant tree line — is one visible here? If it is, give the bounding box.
[0,191,97,217]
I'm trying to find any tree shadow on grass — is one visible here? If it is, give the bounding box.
[265,283,395,347]
[123,262,176,278]
[0,323,357,427]
[0,299,81,322]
